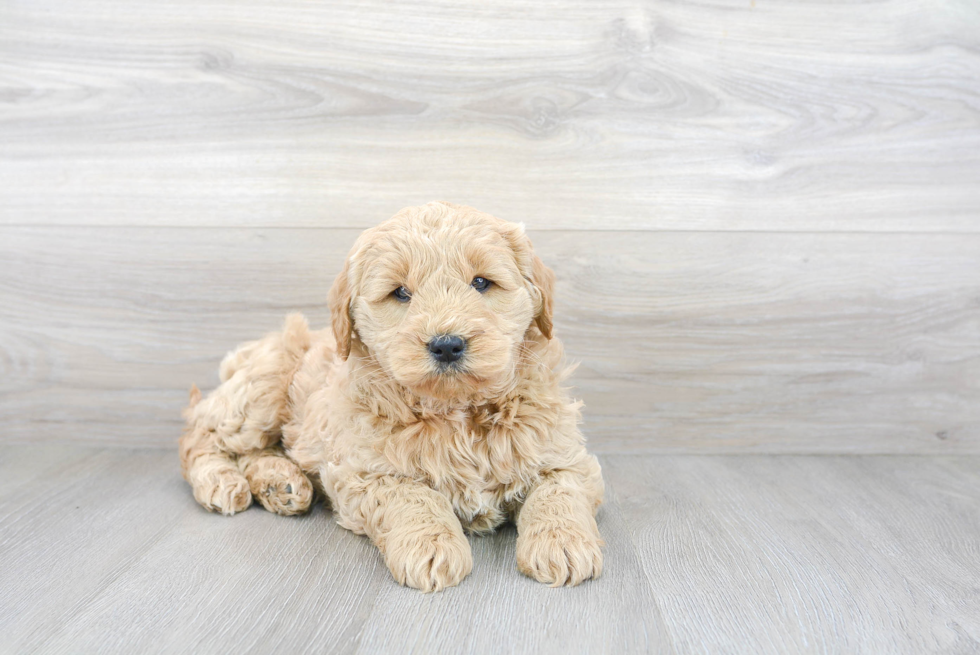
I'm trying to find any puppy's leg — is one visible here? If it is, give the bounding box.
[179,414,252,515]
[516,460,605,587]
[238,446,314,516]
[179,314,311,515]
[332,474,472,592]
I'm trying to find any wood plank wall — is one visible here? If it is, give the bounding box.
[2,0,979,452]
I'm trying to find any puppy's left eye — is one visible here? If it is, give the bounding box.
[471,277,492,293]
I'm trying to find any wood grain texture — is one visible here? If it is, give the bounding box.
[604,454,980,654]
[2,227,977,452]
[3,2,978,650]
[353,497,673,655]
[2,0,979,231]
[2,447,979,654]
[0,447,675,654]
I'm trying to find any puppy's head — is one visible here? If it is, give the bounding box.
[328,201,555,400]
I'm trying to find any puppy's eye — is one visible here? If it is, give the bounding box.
[392,286,412,302]
[471,277,492,293]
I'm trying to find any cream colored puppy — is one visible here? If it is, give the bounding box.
[179,201,604,591]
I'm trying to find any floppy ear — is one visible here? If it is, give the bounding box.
[327,259,353,359]
[530,253,555,339]
[501,222,557,340]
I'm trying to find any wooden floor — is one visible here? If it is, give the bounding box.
[1,446,978,654]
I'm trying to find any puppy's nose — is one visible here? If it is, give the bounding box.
[428,335,467,364]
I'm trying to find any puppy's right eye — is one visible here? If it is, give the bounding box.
[392,286,412,303]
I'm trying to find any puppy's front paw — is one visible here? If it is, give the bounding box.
[383,529,473,593]
[517,524,603,587]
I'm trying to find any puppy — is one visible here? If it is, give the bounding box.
[179,201,604,591]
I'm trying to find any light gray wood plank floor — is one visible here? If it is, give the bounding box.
[2,446,978,654]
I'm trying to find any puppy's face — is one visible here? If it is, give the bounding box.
[329,202,554,400]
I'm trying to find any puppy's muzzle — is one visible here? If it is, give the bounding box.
[428,335,467,365]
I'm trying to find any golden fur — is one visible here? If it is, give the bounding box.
[179,201,604,591]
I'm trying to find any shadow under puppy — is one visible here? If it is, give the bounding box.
[179,201,604,591]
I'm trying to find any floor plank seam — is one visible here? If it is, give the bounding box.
[598,455,677,653]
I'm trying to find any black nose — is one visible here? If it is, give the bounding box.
[428,335,467,364]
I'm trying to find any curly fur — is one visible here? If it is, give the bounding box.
[179,201,604,591]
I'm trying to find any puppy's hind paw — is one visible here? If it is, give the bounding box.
[251,471,314,516]
[517,524,603,587]
[195,468,252,516]
[241,453,314,516]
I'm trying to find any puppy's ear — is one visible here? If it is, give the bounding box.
[501,222,557,340]
[530,252,556,339]
[328,259,353,359]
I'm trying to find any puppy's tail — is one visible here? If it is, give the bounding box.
[182,313,313,458]
[187,384,202,409]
